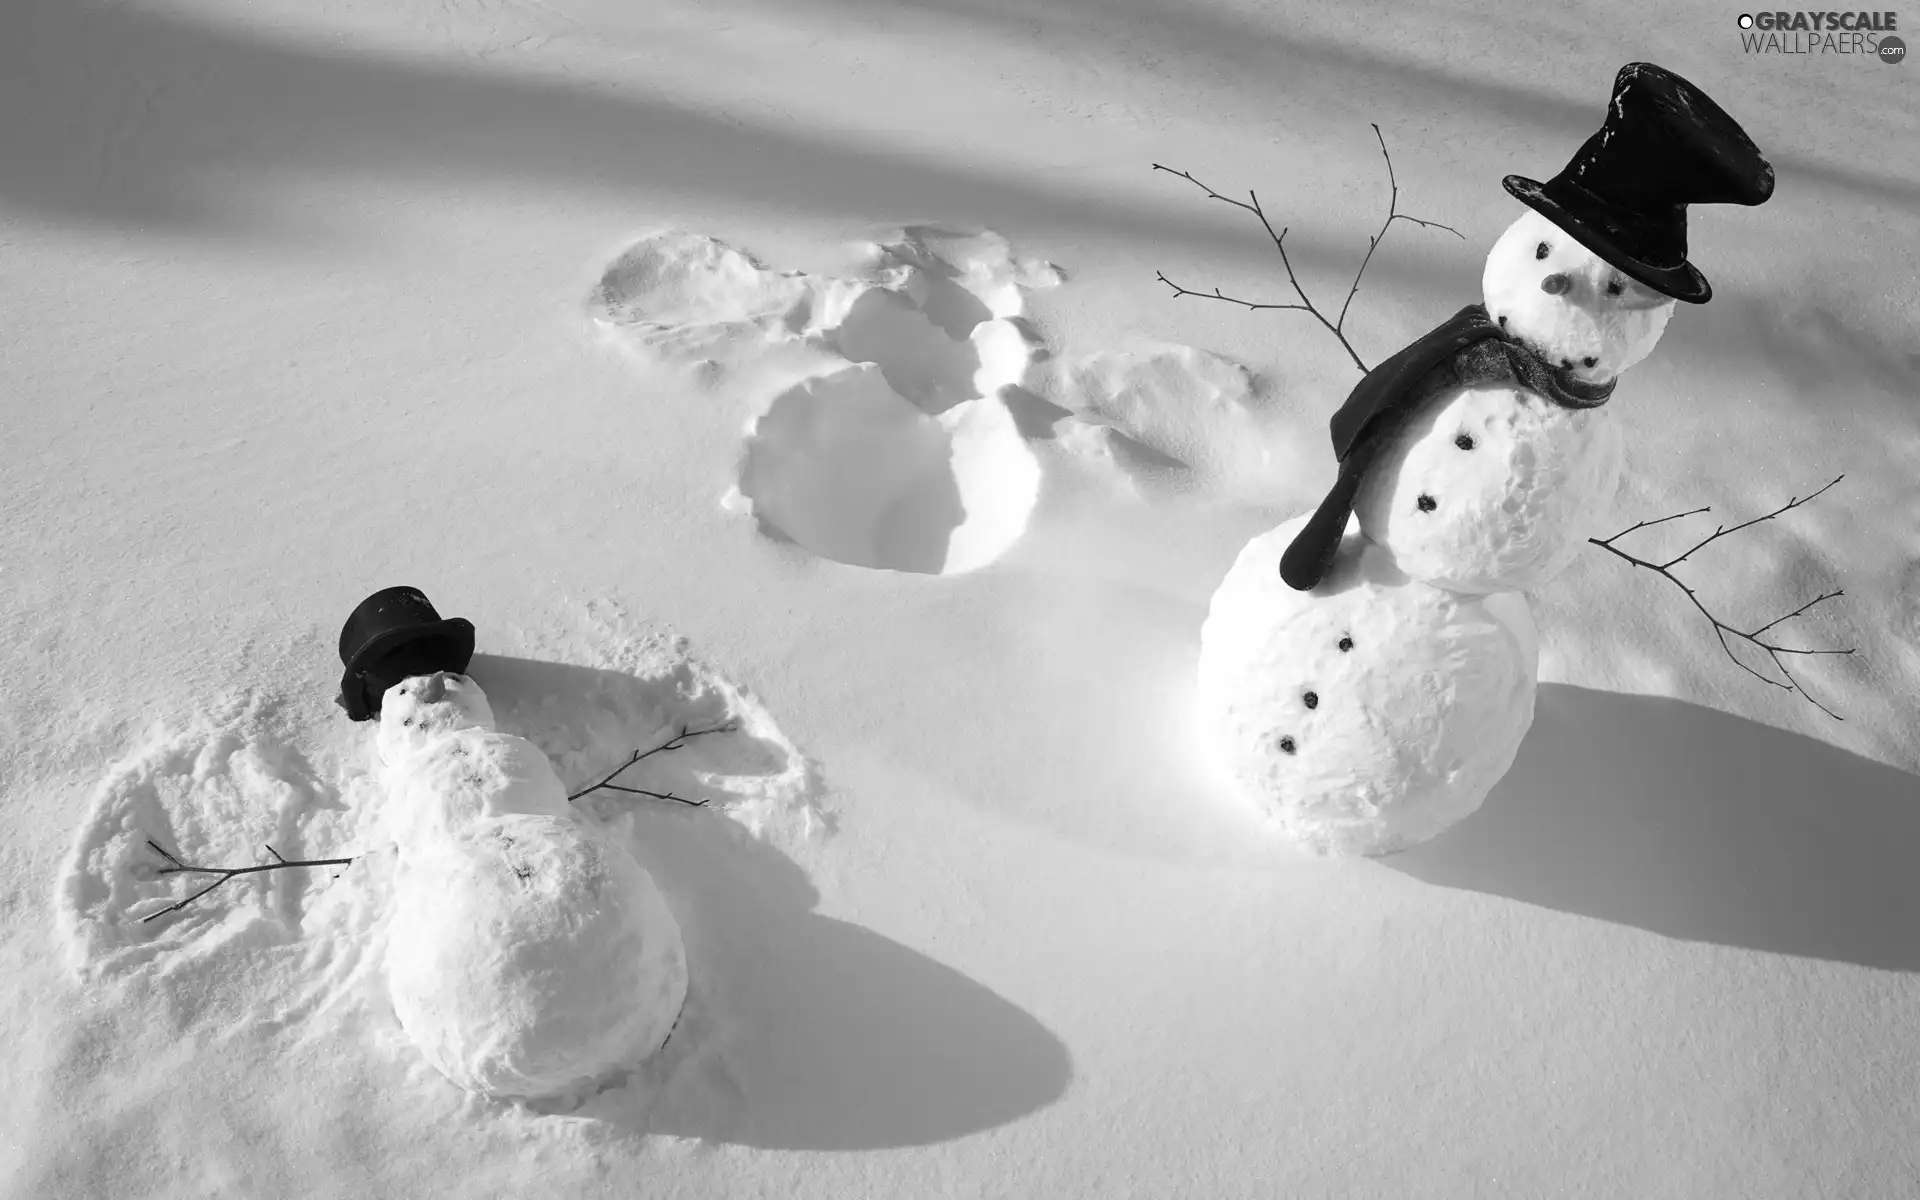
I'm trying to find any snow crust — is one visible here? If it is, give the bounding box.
[1197,516,1538,855]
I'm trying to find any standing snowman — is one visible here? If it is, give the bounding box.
[338,587,689,1102]
[1198,63,1773,855]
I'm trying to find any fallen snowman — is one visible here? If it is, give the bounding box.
[1199,63,1775,854]
[340,587,688,1102]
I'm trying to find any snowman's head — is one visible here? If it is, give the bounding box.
[375,671,496,765]
[1482,209,1677,385]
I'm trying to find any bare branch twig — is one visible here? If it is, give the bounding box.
[141,840,356,923]
[1588,475,1856,720]
[1335,125,1469,334]
[567,721,738,807]
[1151,272,1316,317]
[1152,127,1462,375]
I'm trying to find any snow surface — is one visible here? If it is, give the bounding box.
[1197,516,1539,855]
[7,0,1920,1195]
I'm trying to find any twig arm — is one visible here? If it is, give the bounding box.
[1152,128,1461,378]
[1588,475,1854,720]
[1333,124,1466,334]
[567,720,738,806]
[141,840,357,923]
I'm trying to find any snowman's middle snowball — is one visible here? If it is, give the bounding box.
[1352,380,1623,594]
[1197,515,1538,856]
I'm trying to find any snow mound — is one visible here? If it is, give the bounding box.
[592,226,1053,574]
[376,673,688,1103]
[739,364,1040,575]
[683,227,1052,575]
[1196,515,1539,856]
[866,225,1065,327]
[1048,341,1314,503]
[590,231,864,359]
[589,224,1059,389]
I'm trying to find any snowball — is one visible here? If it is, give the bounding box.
[1482,208,1675,387]
[385,818,687,1101]
[376,672,498,768]
[377,673,689,1101]
[1352,380,1623,593]
[379,675,573,848]
[1196,516,1538,856]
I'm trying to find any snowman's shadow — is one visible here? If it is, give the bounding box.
[462,654,1071,1149]
[1391,683,1920,973]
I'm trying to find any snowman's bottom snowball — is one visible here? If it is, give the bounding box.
[386,816,689,1101]
[1196,516,1538,856]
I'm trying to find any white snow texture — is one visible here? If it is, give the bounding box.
[377,673,687,1102]
[1197,516,1538,856]
[1351,380,1624,594]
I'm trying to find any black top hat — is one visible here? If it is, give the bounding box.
[1503,62,1774,304]
[336,586,475,721]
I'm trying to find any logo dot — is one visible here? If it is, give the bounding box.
[1881,35,1907,65]
[1737,12,1753,27]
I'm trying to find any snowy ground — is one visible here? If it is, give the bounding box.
[5,1,1919,1196]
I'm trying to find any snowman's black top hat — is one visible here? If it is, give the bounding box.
[1503,62,1773,304]
[336,586,475,721]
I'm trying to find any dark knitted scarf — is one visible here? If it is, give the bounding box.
[1439,303,1617,410]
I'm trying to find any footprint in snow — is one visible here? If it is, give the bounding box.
[594,227,1063,575]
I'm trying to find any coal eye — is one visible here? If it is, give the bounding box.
[1606,279,1624,296]
[1534,241,1550,260]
